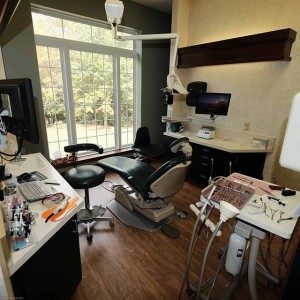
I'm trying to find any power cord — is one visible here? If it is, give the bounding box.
[0,133,24,161]
[101,180,122,193]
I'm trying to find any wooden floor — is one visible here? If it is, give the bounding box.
[71,170,299,300]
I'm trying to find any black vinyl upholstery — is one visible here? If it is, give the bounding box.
[64,143,103,154]
[98,156,156,199]
[64,143,105,189]
[98,155,188,199]
[133,126,167,159]
[65,165,105,189]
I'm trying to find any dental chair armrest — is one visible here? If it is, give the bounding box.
[146,155,187,189]
[64,143,104,154]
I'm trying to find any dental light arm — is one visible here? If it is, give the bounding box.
[104,0,188,95]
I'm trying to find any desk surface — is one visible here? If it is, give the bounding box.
[164,131,273,153]
[3,153,84,275]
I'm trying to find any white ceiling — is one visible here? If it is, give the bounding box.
[130,0,172,14]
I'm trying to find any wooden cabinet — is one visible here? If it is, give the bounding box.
[177,28,296,68]
[188,143,266,185]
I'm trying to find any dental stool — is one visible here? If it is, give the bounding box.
[64,143,114,242]
[133,126,167,160]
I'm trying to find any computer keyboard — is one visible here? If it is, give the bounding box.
[18,181,54,202]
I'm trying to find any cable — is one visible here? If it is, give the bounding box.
[0,132,24,161]
[101,180,123,193]
[210,114,219,121]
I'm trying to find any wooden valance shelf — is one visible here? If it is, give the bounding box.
[177,28,297,68]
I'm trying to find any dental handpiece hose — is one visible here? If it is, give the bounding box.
[196,219,224,300]
[179,204,215,298]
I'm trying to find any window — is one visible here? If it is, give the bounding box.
[32,8,141,158]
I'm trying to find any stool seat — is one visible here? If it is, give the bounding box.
[65,165,105,189]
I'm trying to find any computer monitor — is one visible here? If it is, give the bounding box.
[195,93,231,117]
[0,78,39,144]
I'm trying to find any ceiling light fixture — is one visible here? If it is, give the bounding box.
[104,0,188,95]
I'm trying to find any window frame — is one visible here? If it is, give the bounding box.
[31,6,142,155]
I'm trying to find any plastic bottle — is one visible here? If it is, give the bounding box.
[225,233,247,276]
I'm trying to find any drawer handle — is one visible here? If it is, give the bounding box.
[72,219,78,234]
[200,174,208,179]
[201,163,209,166]
[202,156,210,160]
[202,148,210,152]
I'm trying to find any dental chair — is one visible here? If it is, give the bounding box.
[97,138,192,231]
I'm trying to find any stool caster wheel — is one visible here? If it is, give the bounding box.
[109,221,114,227]
[87,234,93,242]
[267,281,276,290]
[186,288,195,297]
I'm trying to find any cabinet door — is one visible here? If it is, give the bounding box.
[233,153,266,179]
[188,144,213,183]
[187,143,266,184]
[11,215,82,300]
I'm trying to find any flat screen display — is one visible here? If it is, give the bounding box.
[195,93,231,116]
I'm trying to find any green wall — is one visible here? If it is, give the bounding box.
[0,0,171,158]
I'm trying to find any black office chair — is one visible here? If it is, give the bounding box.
[64,143,114,242]
[133,126,167,160]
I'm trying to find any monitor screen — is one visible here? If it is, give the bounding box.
[0,78,39,144]
[195,93,231,116]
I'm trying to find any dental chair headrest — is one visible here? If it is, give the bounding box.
[169,137,192,159]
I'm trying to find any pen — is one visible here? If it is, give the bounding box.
[44,181,61,185]
[45,198,69,223]
[259,187,274,196]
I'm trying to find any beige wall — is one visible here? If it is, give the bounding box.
[172,0,300,189]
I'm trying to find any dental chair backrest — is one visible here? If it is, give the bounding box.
[146,138,192,198]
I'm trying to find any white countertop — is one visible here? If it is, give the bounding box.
[3,153,84,275]
[164,131,273,153]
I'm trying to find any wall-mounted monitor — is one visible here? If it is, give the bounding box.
[195,92,231,117]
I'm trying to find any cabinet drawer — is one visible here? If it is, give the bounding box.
[201,147,212,155]
[201,155,212,162]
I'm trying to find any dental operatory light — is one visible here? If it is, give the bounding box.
[104,0,124,25]
[104,0,188,95]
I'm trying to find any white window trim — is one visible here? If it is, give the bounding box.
[32,6,142,152]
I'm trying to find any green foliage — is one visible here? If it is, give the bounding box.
[37,46,134,128]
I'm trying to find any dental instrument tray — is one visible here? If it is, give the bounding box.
[201,178,255,210]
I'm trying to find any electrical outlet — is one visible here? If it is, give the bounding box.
[243,123,250,131]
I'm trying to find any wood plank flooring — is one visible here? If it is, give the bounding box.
[71,170,299,300]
